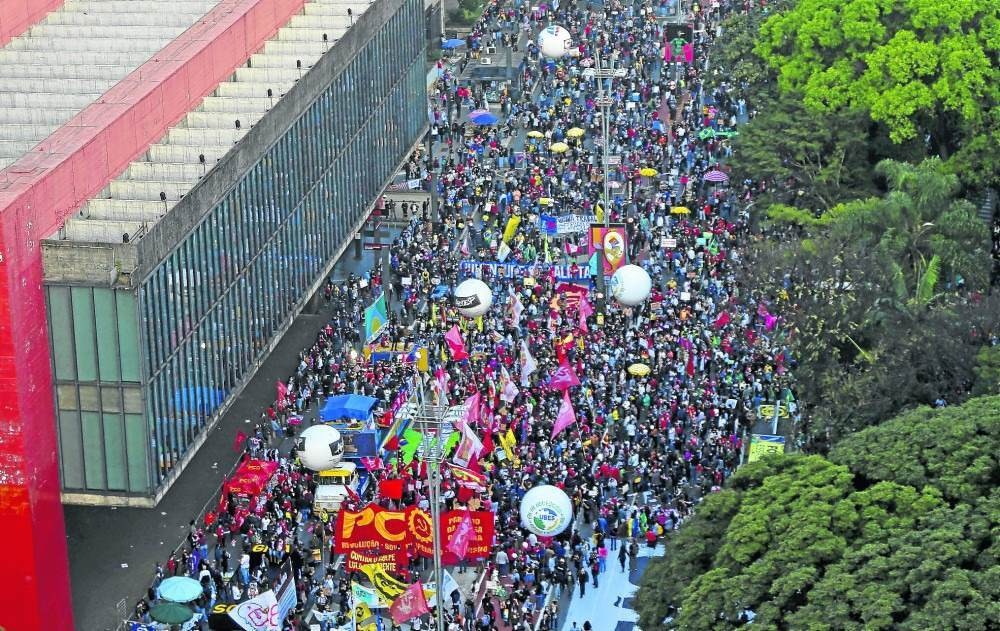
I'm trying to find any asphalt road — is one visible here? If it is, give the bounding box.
[65,243,391,631]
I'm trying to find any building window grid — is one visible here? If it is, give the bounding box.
[140,9,425,482]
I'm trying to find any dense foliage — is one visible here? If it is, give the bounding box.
[743,159,994,447]
[635,398,1000,630]
[755,0,1000,170]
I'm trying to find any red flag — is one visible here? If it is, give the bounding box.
[390,582,430,624]
[480,429,494,456]
[551,390,576,438]
[713,311,731,329]
[549,362,581,390]
[444,325,469,361]
[276,380,289,411]
[446,510,475,560]
[232,430,247,453]
[686,352,696,377]
[379,478,404,500]
[457,485,475,503]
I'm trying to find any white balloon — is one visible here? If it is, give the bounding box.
[610,264,653,306]
[520,484,573,536]
[296,425,344,471]
[454,278,493,318]
[538,25,574,59]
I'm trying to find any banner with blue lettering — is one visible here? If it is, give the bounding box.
[459,261,592,281]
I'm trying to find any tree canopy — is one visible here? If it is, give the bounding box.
[635,397,1000,630]
[755,0,1000,161]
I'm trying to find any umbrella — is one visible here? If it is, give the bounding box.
[442,38,465,50]
[567,127,585,138]
[469,110,498,126]
[527,130,545,138]
[550,142,570,153]
[704,169,729,183]
[671,206,690,214]
[157,576,203,603]
[150,603,195,625]
[628,363,651,377]
[639,167,658,177]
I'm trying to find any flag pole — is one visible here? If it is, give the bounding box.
[415,363,447,631]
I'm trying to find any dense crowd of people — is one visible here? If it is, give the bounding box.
[132,0,795,629]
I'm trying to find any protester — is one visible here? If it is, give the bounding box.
[132,0,787,628]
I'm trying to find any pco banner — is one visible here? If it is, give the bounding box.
[335,504,495,564]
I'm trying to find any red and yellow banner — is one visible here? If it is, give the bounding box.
[335,504,495,564]
[589,224,628,274]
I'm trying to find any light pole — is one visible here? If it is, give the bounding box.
[592,48,619,309]
[411,370,450,631]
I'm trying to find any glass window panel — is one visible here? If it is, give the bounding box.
[57,384,78,410]
[125,413,149,493]
[79,385,100,411]
[101,387,122,413]
[48,287,76,380]
[71,287,97,381]
[81,411,106,490]
[58,410,84,489]
[93,288,121,382]
[103,413,127,491]
[116,292,142,382]
[123,387,143,414]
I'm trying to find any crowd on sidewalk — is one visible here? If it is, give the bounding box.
[131,0,795,629]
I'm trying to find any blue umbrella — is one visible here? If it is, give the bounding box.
[442,38,465,50]
[469,111,498,126]
[157,576,203,603]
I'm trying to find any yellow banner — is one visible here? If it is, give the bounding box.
[502,215,522,244]
[354,602,372,622]
[747,434,785,463]
[359,563,408,602]
[499,428,520,466]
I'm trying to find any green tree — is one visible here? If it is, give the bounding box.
[755,0,1000,161]
[637,399,1000,630]
[830,396,1000,503]
[728,94,877,211]
[972,345,1000,396]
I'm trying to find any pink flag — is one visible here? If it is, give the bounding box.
[500,366,520,403]
[578,297,594,333]
[551,390,576,438]
[390,582,430,624]
[764,314,778,331]
[510,291,524,326]
[460,392,481,429]
[444,325,469,360]
[549,361,580,390]
[453,422,484,468]
[519,340,537,387]
[447,510,475,560]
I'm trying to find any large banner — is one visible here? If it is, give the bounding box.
[459,261,591,281]
[589,224,628,274]
[335,504,494,564]
[747,434,785,463]
[364,294,388,344]
[540,213,597,236]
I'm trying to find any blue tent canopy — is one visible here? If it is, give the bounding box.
[320,394,378,421]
